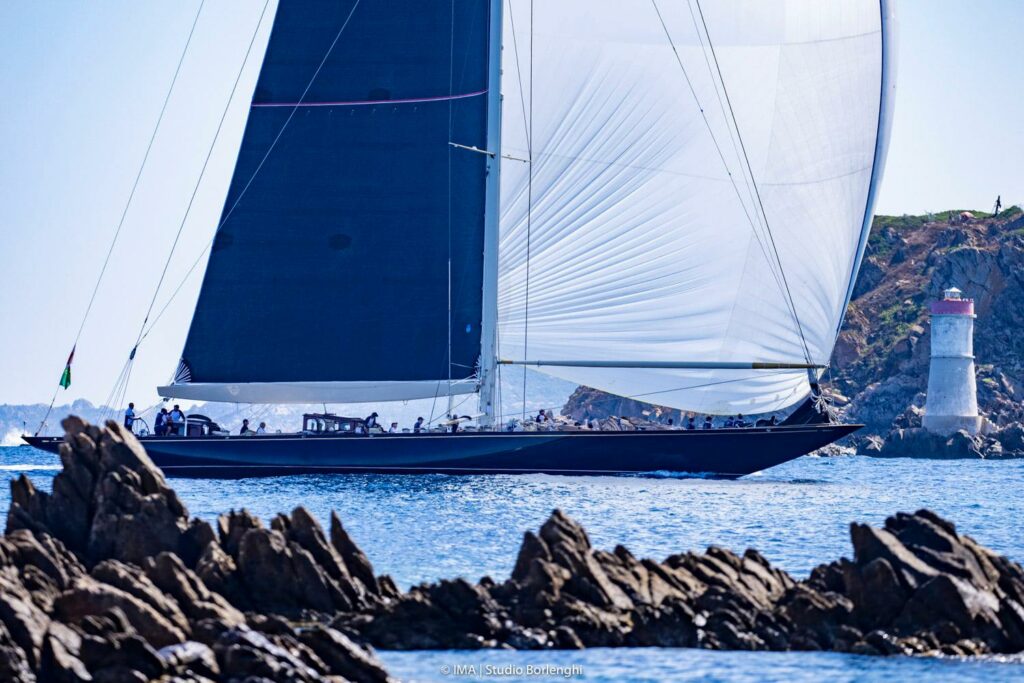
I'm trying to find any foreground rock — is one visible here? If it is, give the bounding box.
[5,417,392,682]
[349,509,1024,657]
[7,418,1024,681]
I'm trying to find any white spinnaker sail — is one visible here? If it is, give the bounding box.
[497,0,895,414]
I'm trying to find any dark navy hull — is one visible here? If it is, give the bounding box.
[24,423,860,479]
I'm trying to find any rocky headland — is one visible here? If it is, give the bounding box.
[5,419,1024,680]
[562,208,1024,458]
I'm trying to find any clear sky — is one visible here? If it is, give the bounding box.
[0,0,1021,408]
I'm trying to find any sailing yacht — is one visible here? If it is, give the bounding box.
[27,0,895,477]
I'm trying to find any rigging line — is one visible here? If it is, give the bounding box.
[505,0,532,160]
[518,0,535,422]
[506,1,534,422]
[446,0,455,413]
[505,0,533,422]
[112,0,272,410]
[648,0,800,355]
[139,1,361,349]
[683,0,765,246]
[35,0,206,436]
[215,0,362,242]
[71,0,205,350]
[692,0,813,364]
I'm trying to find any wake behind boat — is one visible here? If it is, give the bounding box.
[28,0,894,478]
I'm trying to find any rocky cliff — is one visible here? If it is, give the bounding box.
[835,207,1024,435]
[5,419,1024,681]
[562,207,1024,449]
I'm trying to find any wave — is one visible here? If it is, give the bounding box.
[625,470,721,480]
[0,464,61,471]
[2,429,28,447]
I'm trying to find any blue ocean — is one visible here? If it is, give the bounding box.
[3,445,1023,682]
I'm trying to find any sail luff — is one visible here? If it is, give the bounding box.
[836,0,898,336]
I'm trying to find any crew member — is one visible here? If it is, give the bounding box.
[703,415,713,430]
[365,412,380,430]
[240,419,252,435]
[168,405,186,435]
[256,421,267,434]
[413,417,425,433]
[154,408,168,436]
[124,403,136,432]
[388,422,399,433]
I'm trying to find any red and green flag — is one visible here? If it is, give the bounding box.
[59,346,75,390]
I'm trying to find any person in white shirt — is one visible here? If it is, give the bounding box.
[256,422,267,434]
[388,422,399,433]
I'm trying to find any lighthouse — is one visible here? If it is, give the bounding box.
[922,287,982,435]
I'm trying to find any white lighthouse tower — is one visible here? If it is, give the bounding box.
[922,287,982,435]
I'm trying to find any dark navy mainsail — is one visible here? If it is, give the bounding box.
[164,0,493,402]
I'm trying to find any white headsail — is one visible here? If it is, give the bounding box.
[498,0,896,414]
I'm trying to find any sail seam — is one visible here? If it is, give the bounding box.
[251,89,487,107]
[214,0,363,244]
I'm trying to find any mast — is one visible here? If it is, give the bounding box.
[478,0,504,428]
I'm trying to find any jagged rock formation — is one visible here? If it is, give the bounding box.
[348,508,1024,657]
[6,418,1024,681]
[3,417,393,682]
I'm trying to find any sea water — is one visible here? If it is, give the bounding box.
[2,445,1023,682]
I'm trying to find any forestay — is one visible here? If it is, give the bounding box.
[498,0,895,414]
[162,0,496,403]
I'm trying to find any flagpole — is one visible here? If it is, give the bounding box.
[35,345,75,436]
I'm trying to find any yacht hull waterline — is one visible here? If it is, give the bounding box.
[24,423,860,479]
